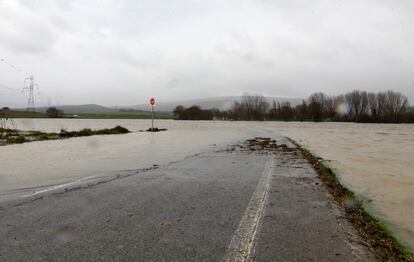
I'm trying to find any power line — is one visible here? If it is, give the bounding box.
[1,58,45,109]
[0,84,21,91]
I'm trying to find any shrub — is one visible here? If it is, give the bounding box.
[112,125,129,134]
[7,135,25,144]
[78,128,93,136]
[37,134,51,141]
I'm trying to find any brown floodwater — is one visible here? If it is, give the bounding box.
[264,122,414,251]
[1,119,413,250]
[0,120,265,193]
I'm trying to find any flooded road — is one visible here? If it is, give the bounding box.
[0,120,267,193]
[1,119,413,251]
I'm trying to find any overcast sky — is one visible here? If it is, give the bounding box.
[0,0,413,107]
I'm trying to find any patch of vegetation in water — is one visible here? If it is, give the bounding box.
[5,135,26,144]
[288,137,414,262]
[144,127,168,132]
[0,125,130,146]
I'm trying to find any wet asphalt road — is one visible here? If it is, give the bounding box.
[0,139,374,261]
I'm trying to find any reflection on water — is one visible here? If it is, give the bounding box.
[1,119,414,250]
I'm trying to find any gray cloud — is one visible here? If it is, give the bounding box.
[0,0,413,107]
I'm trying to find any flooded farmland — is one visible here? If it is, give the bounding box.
[1,119,413,251]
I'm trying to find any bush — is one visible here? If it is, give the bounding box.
[78,128,93,136]
[88,126,129,135]
[112,125,129,134]
[59,129,69,138]
[7,135,25,144]
[46,107,64,118]
[37,134,51,141]
[94,129,111,135]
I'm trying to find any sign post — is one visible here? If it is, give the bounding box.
[150,98,155,132]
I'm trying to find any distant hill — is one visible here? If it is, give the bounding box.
[16,104,119,114]
[11,96,304,114]
[127,96,303,112]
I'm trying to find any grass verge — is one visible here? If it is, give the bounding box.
[288,137,414,262]
[1,110,48,118]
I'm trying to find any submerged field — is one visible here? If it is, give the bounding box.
[0,119,413,252]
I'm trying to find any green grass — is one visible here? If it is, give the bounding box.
[288,137,414,261]
[1,110,47,118]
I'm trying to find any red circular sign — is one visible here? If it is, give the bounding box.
[150,98,155,106]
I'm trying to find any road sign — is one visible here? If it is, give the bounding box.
[150,98,155,131]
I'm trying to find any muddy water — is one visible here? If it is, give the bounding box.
[0,120,269,193]
[1,119,413,250]
[264,122,414,251]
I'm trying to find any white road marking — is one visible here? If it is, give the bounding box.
[21,176,97,198]
[223,158,274,262]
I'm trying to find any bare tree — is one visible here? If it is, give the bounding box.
[239,93,269,120]
[325,96,338,119]
[361,91,369,115]
[173,105,185,119]
[295,100,308,121]
[308,92,327,121]
[367,92,377,117]
[279,102,295,121]
[376,92,387,118]
[268,100,278,120]
[230,102,242,120]
[345,90,368,120]
[382,90,409,122]
[46,107,64,118]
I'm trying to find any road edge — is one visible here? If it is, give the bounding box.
[288,137,414,262]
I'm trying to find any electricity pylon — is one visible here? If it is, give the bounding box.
[23,75,38,112]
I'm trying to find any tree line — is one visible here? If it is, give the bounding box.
[173,90,414,123]
[46,107,64,118]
